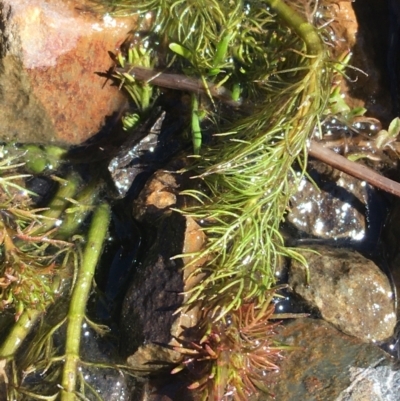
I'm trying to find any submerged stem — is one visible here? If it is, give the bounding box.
[57,179,102,240]
[0,310,42,358]
[33,173,81,236]
[61,202,110,400]
[265,0,323,55]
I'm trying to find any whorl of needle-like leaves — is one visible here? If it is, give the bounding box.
[0,150,73,320]
[179,2,331,317]
[173,296,284,400]
[95,0,332,317]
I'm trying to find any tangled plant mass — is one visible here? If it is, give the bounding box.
[0,0,389,400]
[106,0,331,313]
[97,0,338,398]
[0,149,73,321]
[173,299,284,400]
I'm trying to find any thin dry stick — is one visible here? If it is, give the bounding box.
[308,141,400,196]
[117,66,243,108]
[118,67,400,198]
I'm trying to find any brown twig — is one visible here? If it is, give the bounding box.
[116,66,243,109]
[308,141,400,197]
[118,66,400,198]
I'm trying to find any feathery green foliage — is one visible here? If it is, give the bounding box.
[0,148,74,321]
[0,148,118,401]
[99,0,332,315]
[93,0,335,398]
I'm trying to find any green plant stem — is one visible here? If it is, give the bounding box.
[32,172,81,236]
[22,145,67,174]
[141,81,151,112]
[0,179,101,363]
[264,0,323,55]
[191,94,202,155]
[61,202,110,400]
[0,310,42,358]
[57,179,102,240]
[0,174,83,360]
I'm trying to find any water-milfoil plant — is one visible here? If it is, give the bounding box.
[0,148,73,320]
[93,0,340,397]
[0,147,122,401]
[172,293,285,400]
[175,0,331,317]
[98,0,332,313]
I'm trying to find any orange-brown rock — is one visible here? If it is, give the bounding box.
[0,0,136,144]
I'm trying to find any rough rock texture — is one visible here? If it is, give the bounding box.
[289,245,396,342]
[0,0,135,144]
[122,169,205,372]
[121,211,186,368]
[133,170,180,222]
[335,365,400,401]
[383,196,400,355]
[267,318,393,401]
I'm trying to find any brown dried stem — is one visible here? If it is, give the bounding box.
[119,66,400,198]
[308,141,400,197]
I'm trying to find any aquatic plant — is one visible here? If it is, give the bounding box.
[90,0,346,397]
[99,0,329,308]
[0,148,73,321]
[0,147,121,400]
[113,39,157,129]
[8,0,392,399]
[172,291,288,401]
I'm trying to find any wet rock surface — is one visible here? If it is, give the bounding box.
[133,170,180,222]
[80,324,134,401]
[0,0,134,144]
[121,169,204,372]
[335,365,400,401]
[289,245,396,343]
[288,162,368,240]
[267,318,394,401]
[120,210,186,368]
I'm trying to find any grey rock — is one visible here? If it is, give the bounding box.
[335,365,400,401]
[267,318,393,401]
[289,245,396,342]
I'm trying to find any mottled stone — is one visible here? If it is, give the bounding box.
[336,365,400,401]
[133,171,179,221]
[266,318,393,401]
[289,245,396,342]
[123,170,205,372]
[382,196,400,356]
[0,0,135,144]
